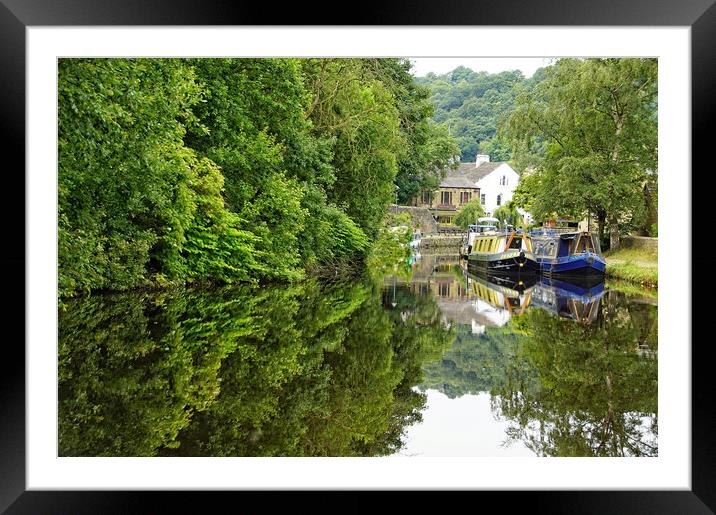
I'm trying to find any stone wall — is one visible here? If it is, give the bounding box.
[621,235,658,252]
[390,205,439,234]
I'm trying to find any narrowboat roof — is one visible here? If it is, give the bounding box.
[531,230,595,240]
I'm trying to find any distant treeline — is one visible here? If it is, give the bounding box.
[415,66,546,163]
[58,58,459,298]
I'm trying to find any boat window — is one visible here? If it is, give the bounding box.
[538,241,557,257]
[508,236,522,249]
[574,235,595,253]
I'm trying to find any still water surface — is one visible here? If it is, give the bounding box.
[59,254,657,457]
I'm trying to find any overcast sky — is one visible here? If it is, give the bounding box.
[408,57,555,78]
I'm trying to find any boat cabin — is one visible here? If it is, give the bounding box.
[470,231,533,255]
[532,231,602,259]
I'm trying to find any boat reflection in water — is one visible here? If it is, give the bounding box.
[467,271,536,330]
[392,252,606,334]
[466,269,605,324]
[530,275,606,323]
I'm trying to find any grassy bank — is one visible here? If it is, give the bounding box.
[606,279,658,301]
[604,247,658,288]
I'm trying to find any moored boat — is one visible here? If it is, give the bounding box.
[530,230,606,278]
[465,218,539,275]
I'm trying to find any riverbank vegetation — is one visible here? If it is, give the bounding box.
[58,58,458,299]
[604,247,658,288]
[606,279,658,301]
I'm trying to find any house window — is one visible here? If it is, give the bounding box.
[460,191,471,204]
[441,191,452,205]
[422,191,431,204]
[480,194,486,205]
[497,194,502,206]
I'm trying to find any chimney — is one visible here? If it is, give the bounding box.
[475,154,490,167]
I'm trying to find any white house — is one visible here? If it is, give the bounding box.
[437,154,533,224]
[470,155,519,216]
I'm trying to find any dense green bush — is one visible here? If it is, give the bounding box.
[58,59,206,296]
[58,58,458,298]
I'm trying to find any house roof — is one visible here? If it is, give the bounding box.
[440,175,480,188]
[440,161,508,188]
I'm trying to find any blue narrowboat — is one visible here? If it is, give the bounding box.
[530,230,606,277]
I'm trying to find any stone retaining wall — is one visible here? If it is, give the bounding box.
[390,205,439,234]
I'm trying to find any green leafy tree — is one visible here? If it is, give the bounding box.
[503,58,657,248]
[453,198,486,228]
[58,58,208,296]
[416,68,529,163]
[363,59,460,204]
[492,200,524,228]
[58,58,463,298]
[302,59,405,238]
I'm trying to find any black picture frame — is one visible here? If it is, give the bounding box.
[2,1,711,513]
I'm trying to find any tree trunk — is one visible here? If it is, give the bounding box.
[642,182,657,236]
[596,210,607,249]
[609,112,624,250]
[609,212,620,251]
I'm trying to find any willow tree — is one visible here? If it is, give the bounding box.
[453,198,486,229]
[503,58,657,249]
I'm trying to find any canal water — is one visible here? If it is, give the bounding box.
[58,253,657,457]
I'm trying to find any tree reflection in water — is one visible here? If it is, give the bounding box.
[493,289,658,457]
[59,262,658,458]
[58,276,454,456]
[412,262,658,457]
